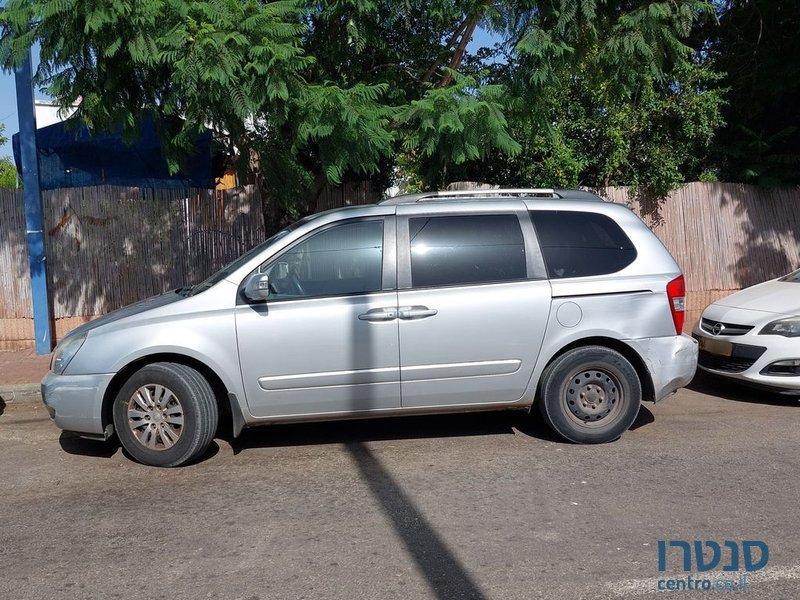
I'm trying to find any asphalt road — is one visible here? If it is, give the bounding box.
[2,373,799,600]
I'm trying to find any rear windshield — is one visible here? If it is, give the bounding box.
[780,270,800,283]
[530,210,637,279]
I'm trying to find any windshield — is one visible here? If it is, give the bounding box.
[184,215,318,296]
[780,269,800,283]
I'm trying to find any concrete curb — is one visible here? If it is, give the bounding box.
[0,383,42,404]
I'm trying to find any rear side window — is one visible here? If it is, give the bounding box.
[530,210,636,279]
[409,214,526,287]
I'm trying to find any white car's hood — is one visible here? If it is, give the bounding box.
[715,280,800,315]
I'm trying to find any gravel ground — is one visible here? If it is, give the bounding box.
[1,372,798,600]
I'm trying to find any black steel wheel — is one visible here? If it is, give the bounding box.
[538,346,642,443]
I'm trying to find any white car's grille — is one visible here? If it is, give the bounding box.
[700,318,754,337]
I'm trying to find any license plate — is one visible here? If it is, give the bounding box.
[698,336,733,357]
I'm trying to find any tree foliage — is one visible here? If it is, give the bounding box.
[0,125,18,189]
[0,156,20,189]
[447,1,724,206]
[2,0,530,230]
[693,0,800,186]
[0,0,732,232]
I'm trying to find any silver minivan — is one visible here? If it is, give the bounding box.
[42,189,698,466]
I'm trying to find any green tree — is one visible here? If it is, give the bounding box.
[693,1,800,186]
[447,1,724,207]
[0,157,19,188]
[0,124,18,189]
[1,0,521,233]
[1,1,725,231]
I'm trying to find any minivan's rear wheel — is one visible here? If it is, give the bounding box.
[538,346,641,443]
[113,362,218,467]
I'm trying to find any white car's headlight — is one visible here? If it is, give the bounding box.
[50,333,87,374]
[759,317,800,338]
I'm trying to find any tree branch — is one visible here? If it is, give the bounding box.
[420,15,472,84]
[420,0,491,88]
[437,15,480,88]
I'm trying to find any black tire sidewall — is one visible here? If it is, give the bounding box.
[113,363,209,467]
[539,347,642,444]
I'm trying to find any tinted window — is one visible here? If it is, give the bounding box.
[780,269,800,283]
[531,210,636,279]
[264,220,383,299]
[409,215,526,287]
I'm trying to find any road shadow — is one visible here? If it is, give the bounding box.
[0,396,5,416]
[226,404,656,454]
[513,408,570,442]
[688,371,799,406]
[630,404,655,430]
[59,431,120,458]
[346,441,487,600]
[226,410,532,454]
[112,440,221,467]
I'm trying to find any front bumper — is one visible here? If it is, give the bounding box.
[41,371,115,436]
[691,325,800,393]
[624,334,698,402]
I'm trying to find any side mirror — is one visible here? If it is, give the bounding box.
[244,273,271,303]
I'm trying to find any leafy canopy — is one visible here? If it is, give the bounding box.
[0,156,20,189]
[0,125,17,189]
[452,1,725,207]
[692,0,800,186]
[1,0,727,229]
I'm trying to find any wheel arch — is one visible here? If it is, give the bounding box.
[102,352,245,438]
[535,336,655,404]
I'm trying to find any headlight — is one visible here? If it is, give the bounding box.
[759,317,800,338]
[51,333,87,374]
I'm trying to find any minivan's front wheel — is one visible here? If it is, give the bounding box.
[113,362,218,467]
[538,346,641,444]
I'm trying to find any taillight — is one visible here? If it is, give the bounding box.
[666,275,686,334]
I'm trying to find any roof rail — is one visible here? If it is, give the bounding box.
[380,188,555,205]
[380,187,602,205]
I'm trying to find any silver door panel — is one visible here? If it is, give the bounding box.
[397,281,551,407]
[237,292,400,418]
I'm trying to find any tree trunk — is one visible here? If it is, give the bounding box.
[298,171,329,218]
[250,148,329,237]
[250,147,289,237]
[437,16,480,88]
[420,16,472,84]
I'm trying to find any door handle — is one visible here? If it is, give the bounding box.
[358,308,397,322]
[398,306,438,320]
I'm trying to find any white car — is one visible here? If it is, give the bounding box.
[693,269,800,394]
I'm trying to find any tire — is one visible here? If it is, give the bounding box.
[538,346,641,444]
[112,362,219,467]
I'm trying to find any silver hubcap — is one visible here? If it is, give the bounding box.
[564,369,622,424]
[127,384,184,451]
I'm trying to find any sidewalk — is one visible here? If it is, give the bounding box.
[0,349,51,402]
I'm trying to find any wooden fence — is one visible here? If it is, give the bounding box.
[0,182,378,349]
[0,181,797,349]
[600,183,800,328]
